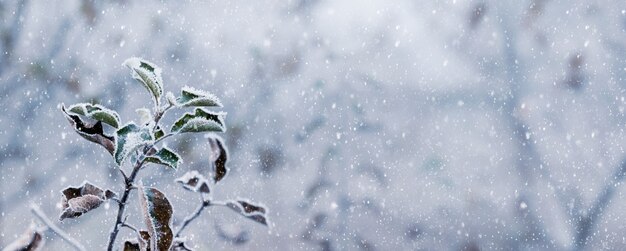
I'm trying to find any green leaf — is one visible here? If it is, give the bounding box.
[67,103,121,128]
[62,105,116,155]
[139,186,173,251]
[171,108,226,134]
[145,147,181,169]
[114,123,154,166]
[174,86,222,107]
[154,126,165,140]
[123,57,164,106]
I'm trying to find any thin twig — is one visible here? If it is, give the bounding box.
[106,102,177,250]
[154,133,174,146]
[121,221,140,236]
[209,200,229,207]
[118,168,129,183]
[120,215,139,233]
[30,204,86,251]
[174,196,210,238]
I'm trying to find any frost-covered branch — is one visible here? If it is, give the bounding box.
[174,196,210,238]
[154,133,174,146]
[120,215,140,236]
[30,204,86,251]
[51,57,250,250]
[106,158,145,251]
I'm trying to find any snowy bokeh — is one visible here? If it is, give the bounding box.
[2,0,626,250]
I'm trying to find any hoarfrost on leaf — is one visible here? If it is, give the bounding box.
[61,105,116,155]
[144,147,182,170]
[121,229,151,251]
[170,108,226,134]
[59,181,116,220]
[225,200,269,226]
[139,186,174,251]
[67,103,121,128]
[175,171,211,194]
[123,57,164,106]
[114,123,154,166]
[173,85,223,107]
[166,92,177,106]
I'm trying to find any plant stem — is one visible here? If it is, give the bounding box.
[154,133,174,146]
[174,199,210,238]
[121,222,140,236]
[106,103,175,250]
[106,159,145,251]
[30,203,86,251]
[154,103,173,126]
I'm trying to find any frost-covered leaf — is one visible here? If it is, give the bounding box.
[123,57,163,106]
[114,123,154,166]
[3,223,45,251]
[138,230,151,251]
[139,186,173,251]
[173,86,222,107]
[59,181,116,220]
[154,126,165,140]
[123,230,151,251]
[145,147,181,169]
[170,238,193,251]
[175,171,210,194]
[67,103,121,128]
[171,108,225,134]
[207,135,229,183]
[225,200,268,226]
[62,105,115,155]
[106,190,118,200]
[166,92,177,106]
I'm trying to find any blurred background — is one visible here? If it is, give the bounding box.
[2,0,626,250]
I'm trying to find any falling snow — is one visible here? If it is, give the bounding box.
[1,0,626,250]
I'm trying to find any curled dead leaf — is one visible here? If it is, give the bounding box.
[59,181,116,221]
[139,186,173,251]
[206,134,229,183]
[175,171,210,194]
[225,200,268,226]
